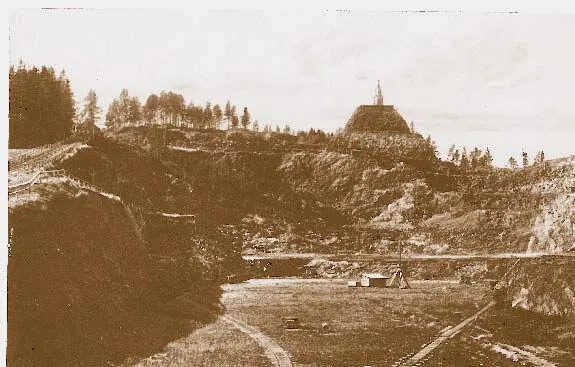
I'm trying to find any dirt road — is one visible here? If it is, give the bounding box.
[244,252,573,261]
[222,315,292,367]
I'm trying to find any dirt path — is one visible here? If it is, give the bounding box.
[395,301,496,367]
[222,315,292,367]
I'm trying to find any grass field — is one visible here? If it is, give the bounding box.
[129,277,574,366]
[221,278,573,367]
[222,279,492,366]
[130,318,271,367]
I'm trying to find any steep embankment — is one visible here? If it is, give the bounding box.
[528,193,575,253]
[499,257,575,319]
[8,137,247,366]
[494,158,575,319]
[527,156,575,253]
[8,186,218,366]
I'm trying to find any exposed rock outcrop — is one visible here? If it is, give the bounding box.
[499,257,575,319]
[528,193,575,253]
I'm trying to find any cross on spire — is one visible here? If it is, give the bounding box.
[374,80,384,105]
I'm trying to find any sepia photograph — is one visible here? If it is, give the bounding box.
[5,4,575,367]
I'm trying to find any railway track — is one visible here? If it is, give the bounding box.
[393,302,496,367]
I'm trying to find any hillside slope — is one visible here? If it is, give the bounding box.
[9,126,574,365]
[110,127,574,256]
[8,165,243,365]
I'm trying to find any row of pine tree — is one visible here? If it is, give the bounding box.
[8,62,549,170]
[103,89,253,131]
[9,62,75,148]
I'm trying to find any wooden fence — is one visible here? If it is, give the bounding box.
[9,143,79,172]
[8,167,130,207]
[8,169,66,195]
[8,135,89,172]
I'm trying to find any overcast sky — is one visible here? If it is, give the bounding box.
[8,9,575,166]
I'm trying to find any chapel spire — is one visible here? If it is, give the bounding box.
[374,80,384,105]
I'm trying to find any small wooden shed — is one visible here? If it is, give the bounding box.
[360,273,390,288]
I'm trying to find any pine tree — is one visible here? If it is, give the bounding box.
[426,134,439,156]
[118,89,130,125]
[252,120,259,132]
[56,69,75,137]
[533,150,545,165]
[522,151,529,168]
[224,101,232,129]
[283,124,291,134]
[275,125,281,133]
[105,99,121,129]
[143,94,160,125]
[452,149,461,165]
[447,144,456,162]
[241,107,250,129]
[508,156,518,169]
[127,97,142,125]
[9,62,75,147]
[481,147,493,167]
[460,147,469,169]
[213,104,223,129]
[157,91,185,126]
[82,89,102,127]
[204,102,213,129]
[73,100,83,126]
[230,106,238,128]
[470,147,482,168]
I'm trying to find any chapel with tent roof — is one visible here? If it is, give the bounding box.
[344,81,411,134]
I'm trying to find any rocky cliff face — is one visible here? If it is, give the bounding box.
[500,257,575,319]
[528,193,575,253]
[498,159,575,319]
[109,127,574,257]
[527,158,575,254]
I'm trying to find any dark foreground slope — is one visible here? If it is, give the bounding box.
[8,144,244,366]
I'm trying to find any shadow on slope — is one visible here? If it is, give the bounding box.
[8,186,224,366]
